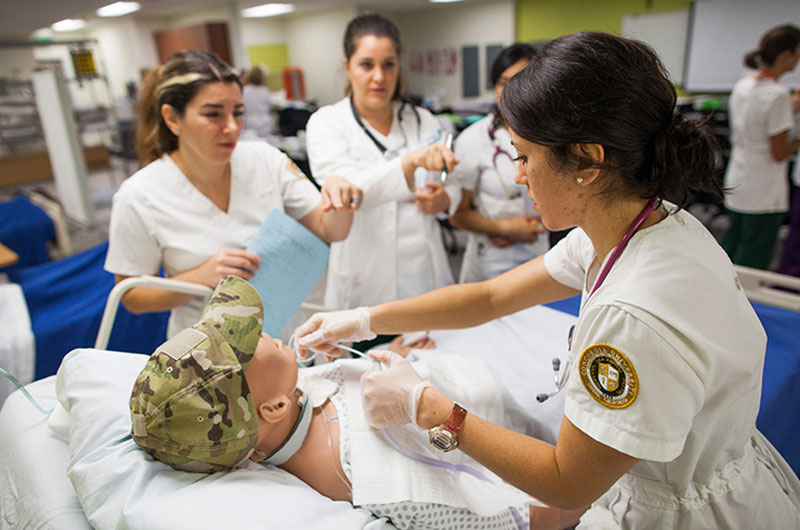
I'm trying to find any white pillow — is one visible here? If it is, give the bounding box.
[55,348,390,530]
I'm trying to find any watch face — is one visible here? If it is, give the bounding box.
[429,427,457,452]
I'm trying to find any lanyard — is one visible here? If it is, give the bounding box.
[487,119,521,200]
[349,95,420,156]
[536,197,661,404]
[587,197,660,299]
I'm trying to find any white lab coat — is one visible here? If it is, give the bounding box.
[544,206,800,528]
[450,114,548,283]
[306,97,459,309]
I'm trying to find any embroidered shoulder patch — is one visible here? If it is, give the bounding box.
[578,344,638,409]
[285,158,307,179]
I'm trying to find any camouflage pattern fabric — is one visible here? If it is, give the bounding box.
[129,275,264,473]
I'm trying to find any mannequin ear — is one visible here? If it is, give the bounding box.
[256,396,292,423]
[572,143,604,186]
[160,103,181,136]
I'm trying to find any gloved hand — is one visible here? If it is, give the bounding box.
[295,307,376,357]
[360,350,431,428]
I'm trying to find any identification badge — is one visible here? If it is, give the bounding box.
[578,344,638,409]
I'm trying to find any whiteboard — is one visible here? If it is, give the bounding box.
[622,9,689,85]
[684,0,800,92]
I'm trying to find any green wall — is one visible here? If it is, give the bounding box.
[247,44,289,72]
[516,0,690,41]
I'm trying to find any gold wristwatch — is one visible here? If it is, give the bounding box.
[428,403,467,452]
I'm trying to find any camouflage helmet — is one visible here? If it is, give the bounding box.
[129,275,264,473]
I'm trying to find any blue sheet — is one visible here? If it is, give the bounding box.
[8,242,168,380]
[0,195,55,273]
[546,295,799,475]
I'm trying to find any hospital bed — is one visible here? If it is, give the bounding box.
[0,294,574,530]
[2,270,799,530]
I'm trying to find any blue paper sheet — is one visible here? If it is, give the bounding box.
[246,209,329,336]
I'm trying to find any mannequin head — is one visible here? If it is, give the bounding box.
[244,332,304,461]
[129,276,301,472]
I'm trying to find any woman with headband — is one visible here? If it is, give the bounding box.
[305,13,459,336]
[105,50,361,338]
[298,32,800,528]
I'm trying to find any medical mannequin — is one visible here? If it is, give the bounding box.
[723,24,800,269]
[297,32,800,529]
[105,50,361,338]
[449,44,548,283]
[129,276,581,530]
[305,13,459,311]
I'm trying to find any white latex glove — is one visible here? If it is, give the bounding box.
[360,350,431,428]
[295,307,376,357]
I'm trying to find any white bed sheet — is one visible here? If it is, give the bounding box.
[0,304,576,530]
[0,377,92,530]
[0,282,35,407]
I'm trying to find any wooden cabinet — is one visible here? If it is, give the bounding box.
[154,22,231,65]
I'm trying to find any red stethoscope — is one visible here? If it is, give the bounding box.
[536,197,661,403]
[487,119,523,200]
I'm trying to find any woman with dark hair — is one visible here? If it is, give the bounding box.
[723,24,800,269]
[450,43,548,283]
[106,50,361,338]
[305,13,459,314]
[297,32,800,528]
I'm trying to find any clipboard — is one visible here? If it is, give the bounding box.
[246,209,329,336]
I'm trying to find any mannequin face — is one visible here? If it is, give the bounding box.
[245,332,299,408]
[494,58,530,105]
[161,81,243,166]
[344,35,399,115]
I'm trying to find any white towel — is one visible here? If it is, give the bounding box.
[340,356,541,515]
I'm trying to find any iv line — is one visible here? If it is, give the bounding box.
[0,366,53,415]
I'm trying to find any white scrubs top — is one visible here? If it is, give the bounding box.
[450,114,548,283]
[724,76,794,214]
[544,205,800,528]
[105,141,320,337]
[306,97,458,309]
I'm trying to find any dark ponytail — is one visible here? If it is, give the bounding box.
[501,31,722,208]
[743,50,761,69]
[650,113,721,207]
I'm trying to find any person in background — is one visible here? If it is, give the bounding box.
[777,90,800,276]
[723,24,800,270]
[297,32,800,528]
[449,44,548,283]
[106,50,361,339]
[241,65,276,139]
[305,13,460,335]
